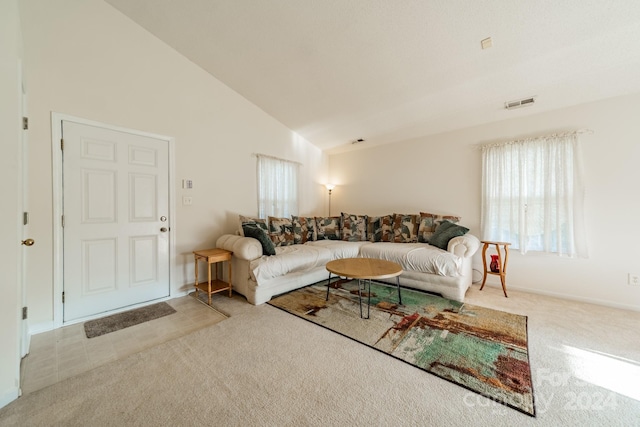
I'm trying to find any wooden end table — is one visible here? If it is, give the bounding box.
[479,241,511,298]
[193,248,233,305]
[325,258,403,319]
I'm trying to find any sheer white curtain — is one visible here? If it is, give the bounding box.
[481,133,587,257]
[257,154,299,218]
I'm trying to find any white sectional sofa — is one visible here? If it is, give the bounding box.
[216,213,480,305]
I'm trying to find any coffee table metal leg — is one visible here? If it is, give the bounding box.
[396,276,402,305]
[357,279,363,318]
[325,272,332,301]
[366,279,371,319]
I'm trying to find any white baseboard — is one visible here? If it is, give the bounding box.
[28,320,54,336]
[0,386,19,410]
[172,289,190,298]
[477,280,640,312]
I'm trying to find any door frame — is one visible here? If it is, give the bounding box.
[51,113,176,328]
[20,60,29,357]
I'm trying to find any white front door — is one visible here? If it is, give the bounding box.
[62,121,170,322]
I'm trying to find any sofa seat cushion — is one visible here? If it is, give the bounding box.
[305,240,371,260]
[249,244,332,283]
[359,242,462,277]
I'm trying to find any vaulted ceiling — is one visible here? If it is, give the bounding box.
[105,0,640,152]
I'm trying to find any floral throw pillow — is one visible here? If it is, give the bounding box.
[341,212,368,242]
[315,216,341,240]
[368,215,394,242]
[292,216,316,244]
[417,212,461,243]
[268,216,295,246]
[392,213,420,243]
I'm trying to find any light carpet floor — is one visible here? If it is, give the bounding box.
[1,284,639,426]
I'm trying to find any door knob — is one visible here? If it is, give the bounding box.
[21,238,35,246]
[160,227,168,232]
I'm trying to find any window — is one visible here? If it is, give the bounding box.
[481,132,587,257]
[257,154,299,218]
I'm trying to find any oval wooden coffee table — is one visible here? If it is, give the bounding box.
[325,258,403,319]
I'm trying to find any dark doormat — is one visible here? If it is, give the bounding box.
[84,302,176,338]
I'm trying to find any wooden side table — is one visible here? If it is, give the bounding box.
[479,241,511,298]
[193,248,233,305]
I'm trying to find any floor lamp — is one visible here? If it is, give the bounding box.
[325,184,335,216]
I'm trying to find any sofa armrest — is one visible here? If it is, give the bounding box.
[216,234,262,261]
[448,234,480,258]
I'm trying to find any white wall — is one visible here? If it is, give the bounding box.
[20,0,327,329]
[329,93,640,311]
[0,0,23,409]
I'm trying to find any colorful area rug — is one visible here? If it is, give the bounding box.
[84,302,176,338]
[268,280,535,416]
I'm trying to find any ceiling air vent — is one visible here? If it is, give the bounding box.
[504,96,536,110]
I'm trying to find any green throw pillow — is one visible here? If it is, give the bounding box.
[242,225,276,256]
[429,221,469,250]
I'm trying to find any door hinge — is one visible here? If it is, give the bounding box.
[61,139,64,150]
[22,307,27,320]
[61,215,64,227]
[62,292,65,303]
[23,211,29,225]
[22,117,28,130]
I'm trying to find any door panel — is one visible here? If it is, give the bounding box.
[82,169,116,222]
[63,121,170,321]
[81,238,117,294]
[130,235,158,285]
[130,173,157,221]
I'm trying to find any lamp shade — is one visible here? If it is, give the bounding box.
[325,184,336,191]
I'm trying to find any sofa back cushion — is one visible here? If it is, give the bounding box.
[268,216,295,246]
[418,212,461,243]
[368,215,394,242]
[292,216,316,244]
[341,212,368,242]
[393,213,419,243]
[315,216,341,240]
